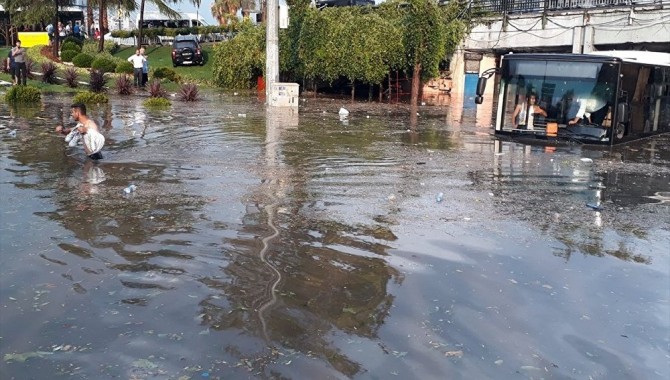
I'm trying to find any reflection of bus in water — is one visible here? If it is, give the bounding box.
[476,51,670,145]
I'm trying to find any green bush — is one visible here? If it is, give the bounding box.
[152,67,181,83]
[111,30,134,39]
[81,40,118,55]
[60,49,78,62]
[91,56,117,73]
[212,24,265,88]
[25,45,48,65]
[60,41,81,53]
[72,53,94,68]
[144,97,171,108]
[73,91,109,104]
[115,61,134,74]
[62,36,83,47]
[5,85,41,103]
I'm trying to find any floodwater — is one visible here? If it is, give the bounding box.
[0,92,668,380]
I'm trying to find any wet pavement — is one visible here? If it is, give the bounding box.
[0,92,669,379]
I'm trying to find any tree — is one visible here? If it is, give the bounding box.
[403,0,446,107]
[136,0,181,49]
[211,0,241,25]
[84,0,136,52]
[1,0,71,53]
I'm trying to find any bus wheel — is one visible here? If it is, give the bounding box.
[614,123,626,141]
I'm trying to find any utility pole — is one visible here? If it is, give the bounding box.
[265,0,279,101]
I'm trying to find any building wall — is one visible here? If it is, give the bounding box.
[464,6,670,53]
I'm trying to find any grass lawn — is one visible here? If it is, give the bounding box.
[114,44,216,83]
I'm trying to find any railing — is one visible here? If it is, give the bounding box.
[472,0,669,14]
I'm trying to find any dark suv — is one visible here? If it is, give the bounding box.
[171,35,204,67]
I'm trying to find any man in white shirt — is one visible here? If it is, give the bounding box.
[127,49,146,87]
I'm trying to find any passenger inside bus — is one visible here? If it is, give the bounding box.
[512,93,547,130]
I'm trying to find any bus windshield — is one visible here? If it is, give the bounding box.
[500,59,618,130]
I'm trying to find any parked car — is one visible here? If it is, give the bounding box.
[171,35,204,67]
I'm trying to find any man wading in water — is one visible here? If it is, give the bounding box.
[55,103,105,160]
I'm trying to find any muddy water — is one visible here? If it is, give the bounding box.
[0,93,668,379]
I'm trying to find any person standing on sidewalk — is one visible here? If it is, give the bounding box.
[127,49,146,88]
[6,49,16,85]
[140,47,149,87]
[11,40,27,86]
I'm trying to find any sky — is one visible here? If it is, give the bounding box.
[148,0,383,27]
[152,1,286,26]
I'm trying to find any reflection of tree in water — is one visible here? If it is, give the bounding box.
[193,113,403,377]
[197,205,401,377]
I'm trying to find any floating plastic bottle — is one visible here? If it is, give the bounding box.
[8,129,17,137]
[123,184,137,194]
[436,192,444,203]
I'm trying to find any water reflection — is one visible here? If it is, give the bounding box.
[0,95,668,379]
[193,107,402,376]
[471,139,669,264]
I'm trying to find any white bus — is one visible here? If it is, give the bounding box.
[137,11,206,29]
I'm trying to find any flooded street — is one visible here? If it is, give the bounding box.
[1,93,668,379]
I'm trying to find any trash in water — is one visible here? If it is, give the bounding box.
[8,129,17,137]
[123,184,137,194]
[585,203,602,211]
[238,113,247,118]
[338,107,349,117]
[580,158,593,163]
[436,192,444,202]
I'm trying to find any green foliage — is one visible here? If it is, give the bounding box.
[111,30,135,39]
[73,91,109,105]
[5,85,41,103]
[297,7,404,85]
[212,24,265,88]
[402,0,448,81]
[61,41,82,53]
[25,46,48,65]
[62,36,83,47]
[152,67,181,83]
[91,57,117,73]
[82,40,117,56]
[211,1,469,90]
[115,61,134,74]
[3,1,52,27]
[60,49,79,62]
[143,97,171,108]
[72,53,94,68]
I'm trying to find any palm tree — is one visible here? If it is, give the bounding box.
[211,0,240,25]
[240,0,255,18]
[85,0,135,52]
[87,2,94,37]
[136,0,183,48]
